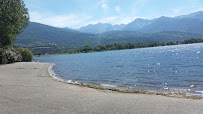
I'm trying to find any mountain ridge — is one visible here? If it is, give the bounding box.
[79,23,126,34]
[78,11,203,34]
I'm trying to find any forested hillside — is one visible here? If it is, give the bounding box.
[15,11,203,54]
[15,22,99,54]
[15,22,202,54]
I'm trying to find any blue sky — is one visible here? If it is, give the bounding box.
[24,0,203,28]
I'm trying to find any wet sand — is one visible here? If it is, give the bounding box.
[0,62,202,114]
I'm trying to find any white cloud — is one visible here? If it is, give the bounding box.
[115,6,120,13]
[173,8,185,15]
[86,16,118,25]
[85,16,136,26]
[131,0,148,15]
[100,0,107,9]
[29,11,91,28]
[29,11,137,28]
[29,8,139,28]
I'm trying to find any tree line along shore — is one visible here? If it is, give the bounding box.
[56,38,203,55]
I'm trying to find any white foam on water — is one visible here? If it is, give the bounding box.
[194,91,203,97]
[157,63,161,65]
[196,91,203,94]
[101,84,117,88]
[190,85,199,88]
[162,83,168,85]
[163,86,169,90]
[48,63,64,82]
[190,85,195,88]
[48,64,79,84]
[196,51,200,54]
[168,87,190,92]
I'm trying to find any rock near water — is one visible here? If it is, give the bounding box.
[0,48,22,64]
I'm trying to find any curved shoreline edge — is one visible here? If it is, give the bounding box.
[1,62,203,113]
[47,63,202,99]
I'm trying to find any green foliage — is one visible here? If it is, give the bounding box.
[62,50,68,54]
[166,41,175,45]
[67,38,203,54]
[183,38,203,44]
[68,49,74,54]
[74,48,81,53]
[17,47,33,62]
[15,22,97,54]
[0,0,29,47]
[0,49,8,64]
[83,45,92,53]
[37,52,42,56]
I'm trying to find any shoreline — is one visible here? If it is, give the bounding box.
[48,63,202,99]
[0,62,203,113]
[35,42,203,57]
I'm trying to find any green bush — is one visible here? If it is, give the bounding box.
[0,49,8,64]
[17,48,33,62]
[37,52,42,56]
[62,50,68,54]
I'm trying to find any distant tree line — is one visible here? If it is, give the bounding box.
[60,38,203,54]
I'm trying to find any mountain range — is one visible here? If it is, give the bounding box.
[15,11,203,54]
[79,11,203,34]
[79,23,126,34]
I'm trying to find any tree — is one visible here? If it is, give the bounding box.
[0,48,7,64]
[83,45,92,53]
[166,41,175,45]
[17,47,33,62]
[68,49,74,54]
[0,0,29,47]
[62,50,68,53]
[37,52,42,56]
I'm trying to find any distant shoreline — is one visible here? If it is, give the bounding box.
[35,39,203,57]
[0,62,203,113]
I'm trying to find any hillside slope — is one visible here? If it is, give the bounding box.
[15,22,202,54]
[16,22,99,53]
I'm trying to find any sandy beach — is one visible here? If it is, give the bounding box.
[0,62,202,114]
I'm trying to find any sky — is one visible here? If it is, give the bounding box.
[23,0,203,28]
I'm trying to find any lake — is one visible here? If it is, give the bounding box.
[36,43,203,96]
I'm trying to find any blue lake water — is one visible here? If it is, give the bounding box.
[36,43,203,96]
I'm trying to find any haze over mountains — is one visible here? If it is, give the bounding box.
[16,11,203,54]
[79,11,203,34]
[79,23,126,34]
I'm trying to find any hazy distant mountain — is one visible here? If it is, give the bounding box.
[123,11,203,34]
[97,31,202,44]
[139,16,203,33]
[122,18,152,31]
[176,11,203,20]
[63,27,79,31]
[79,23,126,34]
